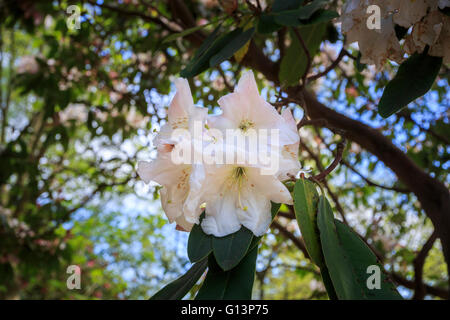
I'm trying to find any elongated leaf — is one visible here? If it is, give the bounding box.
[272,0,304,12]
[188,219,212,262]
[274,0,329,26]
[293,179,322,267]
[293,181,337,299]
[195,245,258,300]
[150,258,208,300]
[256,14,282,34]
[318,196,402,300]
[306,9,339,24]
[163,23,211,43]
[378,52,442,118]
[279,24,326,86]
[334,220,402,299]
[212,226,253,271]
[209,27,255,67]
[180,26,238,78]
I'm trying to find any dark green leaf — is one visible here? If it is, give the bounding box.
[150,258,208,300]
[279,24,326,86]
[272,0,304,12]
[257,14,282,34]
[274,0,329,26]
[304,9,339,25]
[378,52,442,118]
[195,245,258,300]
[209,27,255,67]
[180,26,237,78]
[163,23,212,43]
[293,178,322,267]
[318,196,402,299]
[212,226,253,271]
[188,219,212,262]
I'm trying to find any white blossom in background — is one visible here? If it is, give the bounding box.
[59,103,88,124]
[16,55,39,74]
[341,0,450,67]
[341,0,404,68]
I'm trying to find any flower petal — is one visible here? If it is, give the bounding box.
[202,192,242,237]
[235,189,272,236]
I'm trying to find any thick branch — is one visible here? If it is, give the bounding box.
[413,231,438,300]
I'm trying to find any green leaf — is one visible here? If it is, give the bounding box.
[293,178,322,267]
[209,27,255,67]
[163,22,213,43]
[378,51,442,118]
[305,9,339,25]
[188,219,212,262]
[256,14,282,34]
[212,226,253,271]
[279,23,326,87]
[195,245,258,300]
[274,0,329,26]
[317,196,402,299]
[150,258,208,300]
[180,25,235,78]
[272,0,304,12]
[293,180,338,299]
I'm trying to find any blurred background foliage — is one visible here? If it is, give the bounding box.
[0,0,448,299]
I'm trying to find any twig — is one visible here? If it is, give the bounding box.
[307,47,346,82]
[271,220,310,260]
[413,231,438,300]
[312,139,346,182]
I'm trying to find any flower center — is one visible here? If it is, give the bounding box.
[231,167,248,211]
[238,119,254,132]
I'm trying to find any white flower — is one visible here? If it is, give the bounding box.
[277,108,301,182]
[137,78,207,232]
[192,71,298,237]
[16,55,39,74]
[208,70,299,146]
[390,0,436,28]
[198,164,293,237]
[137,72,300,238]
[341,0,404,69]
[404,9,450,64]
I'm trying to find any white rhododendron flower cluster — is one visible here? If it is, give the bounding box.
[137,71,300,237]
[341,0,450,68]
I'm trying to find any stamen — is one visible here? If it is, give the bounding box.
[238,119,254,132]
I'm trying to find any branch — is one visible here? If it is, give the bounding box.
[271,219,310,260]
[312,139,346,182]
[307,47,346,82]
[413,231,438,300]
[341,159,410,193]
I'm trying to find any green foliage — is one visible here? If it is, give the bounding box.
[188,220,213,263]
[212,227,254,271]
[150,258,208,300]
[195,245,258,300]
[378,51,443,118]
[317,196,402,299]
[0,0,447,301]
[279,24,326,86]
[293,178,322,267]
